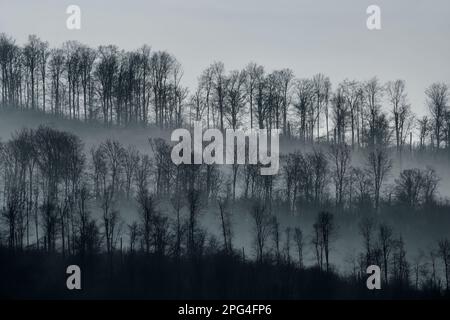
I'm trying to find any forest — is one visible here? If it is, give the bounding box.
[0,33,449,299]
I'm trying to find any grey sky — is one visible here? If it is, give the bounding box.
[1,0,449,117]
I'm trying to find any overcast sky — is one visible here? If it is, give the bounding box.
[1,0,449,116]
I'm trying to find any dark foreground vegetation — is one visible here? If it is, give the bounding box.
[1,247,446,300]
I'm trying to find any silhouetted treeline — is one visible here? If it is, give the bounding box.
[1,124,450,298]
[1,33,449,154]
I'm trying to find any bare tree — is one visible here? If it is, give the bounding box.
[211,61,227,130]
[149,138,173,195]
[391,236,410,286]
[312,74,330,141]
[79,45,96,121]
[75,183,91,258]
[271,215,281,264]
[366,146,392,211]
[127,222,138,253]
[96,45,119,125]
[277,69,294,135]
[250,200,271,263]
[282,152,304,213]
[386,80,413,151]
[394,168,424,208]
[284,227,292,264]
[186,188,202,256]
[64,41,82,120]
[438,238,450,292]
[426,83,449,149]
[38,40,50,112]
[294,227,303,268]
[312,220,324,269]
[122,145,140,199]
[217,192,232,253]
[0,34,21,106]
[101,185,120,256]
[225,69,246,130]
[422,167,440,205]
[136,186,156,255]
[412,250,426,290]
[362,77,384,147]
[331,87,348,144]
[377,222,394,283]
[359,216,375,267]
[150,50,177,128]
[190,86,206,123]
[101,139,125,197]
[49,48,65,115]
[329,143,351,207]
[350,167,372,210]
[314,211,336,272]
[341,80,362,148]
[293,79,314,142]
[254,67,268,129]
[23,35,41,109]
[245,63,263,129]
[417,116,431,150]
[199,65,214,128]
[308,150,328,206]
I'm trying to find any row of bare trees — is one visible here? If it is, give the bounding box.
[188,64,448,153]
[249,204,450,291]
[357,217,450,291]
[0,125,448,292]
[1,34,449,152]
[0,127,441,256]
[282,144,439,214]
[0,34,186,128]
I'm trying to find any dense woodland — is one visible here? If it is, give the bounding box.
[0,33,450,299]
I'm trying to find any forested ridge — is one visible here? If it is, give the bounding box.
[0,33,450,299]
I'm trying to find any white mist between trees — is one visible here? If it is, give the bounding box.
[170,121,280,175]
